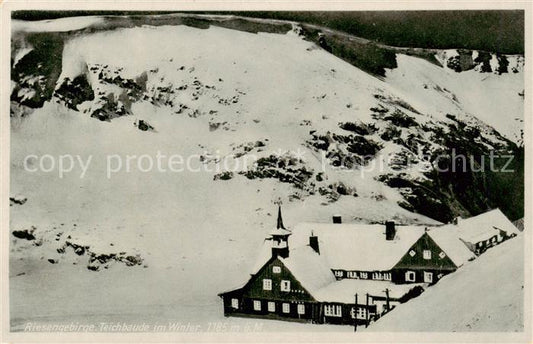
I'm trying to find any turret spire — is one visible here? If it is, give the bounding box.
[270,203,290,258]
[277,205,286,230]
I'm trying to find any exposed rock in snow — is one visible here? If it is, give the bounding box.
[12,227,36,240]
[435,49,524,75]
[54,73,95,110]
[9,195,27,206]
[135,119,155,132]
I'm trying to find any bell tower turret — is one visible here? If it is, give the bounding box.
[270,205,291,258]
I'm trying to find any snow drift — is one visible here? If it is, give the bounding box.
[367,235,524,332]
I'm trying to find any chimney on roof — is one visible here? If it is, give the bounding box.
[309,231,320,254]
[385,221,396,240]
[332,215,342,224]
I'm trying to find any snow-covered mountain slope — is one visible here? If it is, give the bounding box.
[9,16,524,330]
[367,235,524,332]
[11,16,105,33]
[387,53,524,143]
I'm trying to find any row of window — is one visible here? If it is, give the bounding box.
[325,304,367,320]
[408,249,448,260]
[405,270,433,283]
[231,299,368,320]
[371,272,391,281]
[334,270,435,283]
[476,236,498,248]
[263,279,290,292]
[335,270,391,281]
[324,304,342,317]
[232,299,305,315]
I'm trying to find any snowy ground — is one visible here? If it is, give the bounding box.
[9,20,524,332]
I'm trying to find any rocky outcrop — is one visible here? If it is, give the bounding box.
[54,74,95,110]
[12,227,36,240]
[11,32,64,108]
[10,196,27,206]
[11,224,145,271]
[438,49,524,74]
[241,154,314,190]
[10,15,523,225]
[135,119,155,132]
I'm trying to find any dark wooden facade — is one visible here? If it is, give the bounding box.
[219,256,377,325]
[220,221,472,326]
[220,256,317,322]
[330,233,458,285]
[392,232,457,284]
[467,229,516,255]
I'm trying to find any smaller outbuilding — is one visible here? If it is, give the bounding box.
[448,209,520,255]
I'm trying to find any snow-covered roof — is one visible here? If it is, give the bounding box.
[427,227,476,267]
[290,223,425,271]
[245,241,336,296]
[314,279,426,304]
[242,209,511,297]
[280,246,337,294]
[249,240,274,274]
[268,227,292,236]
[455,208,519,243]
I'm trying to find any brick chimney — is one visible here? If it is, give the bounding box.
[385,221,396,240]
[309,231,320,254]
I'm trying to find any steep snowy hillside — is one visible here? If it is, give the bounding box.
[9,15,524,331]
[367,235,524,332]
[387,52,524,144]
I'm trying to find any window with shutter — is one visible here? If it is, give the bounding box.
[280,280,291,292]
[405,271,416,282]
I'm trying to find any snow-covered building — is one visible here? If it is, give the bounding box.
[448,208,520,255]
[366,234,524,332]
[290,219,474,285]
[218,207,475,326]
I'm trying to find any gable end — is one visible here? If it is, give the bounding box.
[393,232,458,270]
